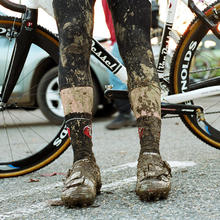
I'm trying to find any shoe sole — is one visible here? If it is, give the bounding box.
[61,190,96,207]
[136,188,170,201]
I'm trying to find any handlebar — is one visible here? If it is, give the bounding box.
[0,0,26,13]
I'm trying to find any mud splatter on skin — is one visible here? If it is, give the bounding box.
[60,87,93,115]
[130,86,161,118]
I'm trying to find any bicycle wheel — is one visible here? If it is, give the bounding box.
[0,16,70,177]
[170,1,220,149]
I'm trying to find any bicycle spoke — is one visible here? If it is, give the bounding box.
[7,110,33,155]
[190,66,220,74]
[9,110,50,144]
[1,111,14,161]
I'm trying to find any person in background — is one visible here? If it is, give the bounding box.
[53,0,171,207]
[102,0,136,130]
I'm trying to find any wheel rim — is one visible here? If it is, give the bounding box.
[45,76,64,117]
[186,28,220,145]
[185,31,220,145]
[172,5,220,147]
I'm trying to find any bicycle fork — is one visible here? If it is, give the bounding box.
[0,8,38,108]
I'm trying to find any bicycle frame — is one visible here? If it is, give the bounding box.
[0,8,38,104]
[102,0,220,104]
[0,0,219,111]
[92,0,220,105]
[156,0,220,104]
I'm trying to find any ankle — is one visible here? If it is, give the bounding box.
[73,153,96,163]
[65,112,94,163]
[137,116,161,155]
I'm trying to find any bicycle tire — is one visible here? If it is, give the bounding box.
[0,16,70,178]
[170,1,220,149]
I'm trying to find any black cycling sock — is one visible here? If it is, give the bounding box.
[65,112,94,162]
[137,116,161,155]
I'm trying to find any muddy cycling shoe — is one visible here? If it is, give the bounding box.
[106,113,136,130]
[61,158,102,207]
[136,152,171,201]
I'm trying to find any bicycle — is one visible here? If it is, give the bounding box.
[0,0,219,178]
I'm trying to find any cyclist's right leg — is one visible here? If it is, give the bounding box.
[53,0,101,207]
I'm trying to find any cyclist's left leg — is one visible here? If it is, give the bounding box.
[108,0,171,201]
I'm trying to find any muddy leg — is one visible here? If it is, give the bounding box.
[108,0,171,201]
[53,0,101,207]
